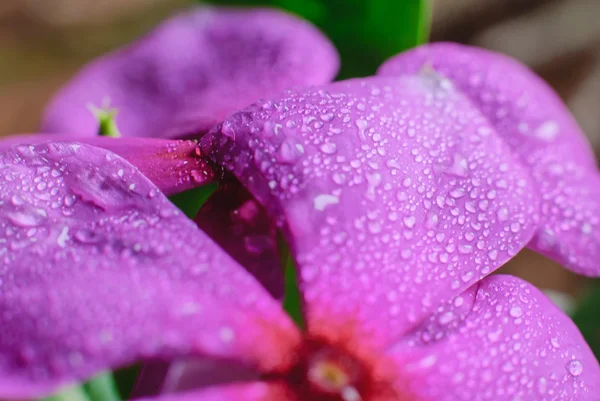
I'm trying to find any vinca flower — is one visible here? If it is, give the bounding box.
[1,7,599,401]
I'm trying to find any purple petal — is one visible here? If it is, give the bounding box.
[0,142,297,398]
[0,135,215,196]
[395,275,600,400]
[201,76,539,342]
[378,42,600,276]
[41,7,339,139]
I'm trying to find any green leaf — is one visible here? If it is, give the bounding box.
[204,0,431,78]
[572,282,600,358]
[278,233,305,329]
[84,372,121,401]
[40,372,123,401]
[41,372,124,401]
[168,182,218,219]
[43,385,92,401]
[112,364,142,400]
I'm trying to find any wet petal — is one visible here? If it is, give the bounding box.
[0,135,215,196]
[378,42,600,276]
[135,182,285,397]
[201,76,538,343]
[395,275,600,401]
[0,142,297,398]
[41,7,339,139]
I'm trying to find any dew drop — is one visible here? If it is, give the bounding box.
[355,119,367,140]
[567,360,583,377]
[536,121,559,141]
[320,113,334,122]
[11,194,25,206]
[496,208,509,221]
[537,377,547,394]
[581,223,592,234]
[56,227,70,248]
[219,327,235,343]
[313,194,339,211]
[509,306,523,318]
[320,143,337,155]
[403,215,416,229]
[8,208,47,228]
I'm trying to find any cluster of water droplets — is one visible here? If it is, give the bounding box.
[0,142,285,385]
[204,73,539,338]
[394,276,595,400]
[462,61,600,277]
[199,70,600,398]
[525,151,600,276]
[379,44,600,277]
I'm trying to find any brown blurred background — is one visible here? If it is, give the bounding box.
[0,0,596,298]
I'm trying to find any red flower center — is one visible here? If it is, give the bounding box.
[290,341,364,401]
[265,336,405,401]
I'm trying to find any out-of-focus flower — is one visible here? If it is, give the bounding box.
[40,7,339,139]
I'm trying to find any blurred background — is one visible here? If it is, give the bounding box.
[0,0,598,345]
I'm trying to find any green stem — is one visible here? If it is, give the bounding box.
[84,372,121,401]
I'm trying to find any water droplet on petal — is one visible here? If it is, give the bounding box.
[320,143,337,155]
[314,194,339,211]
[355,119,367,140]
[509,306,523,318]
[567,360,583,377]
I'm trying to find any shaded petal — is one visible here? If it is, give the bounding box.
[0,135,215,196]
[41,7,339,139]
[194,181,283,299]
[134,382,290,401]
[201,76,538,344]
[395,275,600,401]
[378,42,600,276]
[132,363,172,398]
[0,142,297,398]
[133,359,259,396]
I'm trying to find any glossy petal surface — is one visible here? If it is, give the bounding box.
[0,142,297,398]
[379,43,600,276]
[41,7,339,138]
[0,135,215,196]
[201,76,539,343]
[395,275,600,401]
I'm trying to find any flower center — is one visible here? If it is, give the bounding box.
[306,348,362,401]
[264,328,410,401]
[280,339,374,401]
